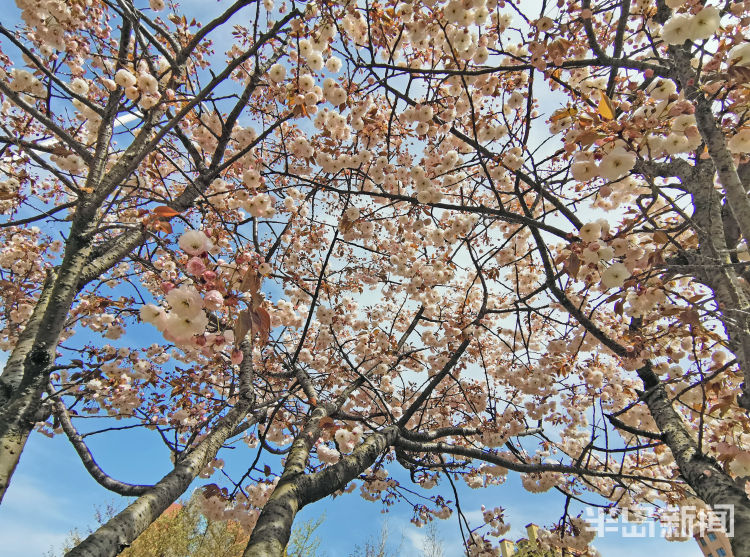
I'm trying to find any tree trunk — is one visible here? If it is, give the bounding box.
[0,270,56,406]
[0,228,93,502]
[670,46,750,411]
[243,426,398,557]
[639,367,750,557]
[0,378,43,503]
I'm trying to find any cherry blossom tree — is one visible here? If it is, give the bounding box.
[2,0,750,556]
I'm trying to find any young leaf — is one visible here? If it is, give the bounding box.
[153,205,180,218]
[598,91,616,120]
[234,309,252,344]
[240,268,260,293]
[256,306,271,340]
[550,105,577,122]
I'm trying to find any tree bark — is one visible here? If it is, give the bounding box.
[670,46,750,411]
[0,269,56,405]
[242,426,398,557]
[0,14,296,504]
[0,375,44,503]
[0,226,93,502]
[638,366,750,557]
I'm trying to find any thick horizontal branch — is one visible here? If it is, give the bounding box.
[606,414,664,441]
[316,181,572,240]
[395,436,677,483]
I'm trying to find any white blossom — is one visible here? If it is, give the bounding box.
[166,286,204,318]
[325,56,342,73]
[661,15,693,45]
[690,6,720,41]
[601,262,631,289]
[114,69,137,88]
[268,63,286,83]
[178,229,212,255]
[579,222,602,242]
[599,148,636,181]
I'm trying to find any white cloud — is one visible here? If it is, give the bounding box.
[1,476,71,522]
[0,477,75,556]
[404,527,428,554]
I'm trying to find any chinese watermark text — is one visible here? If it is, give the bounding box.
[583,505,734,538]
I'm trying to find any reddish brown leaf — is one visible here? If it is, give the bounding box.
[339,215,355,233]
[251,291,264,310]
[154,220,173,234]
[680,308,701,326]
[565,252,581,279]
[153,205,180,218]
[52,145,73,156]
[728,65,750,83]
[234,309,252,344]
[256,306,271,340]
[575,130,602,147]
[709,397,734,417]
[240,268,260,294]
[605,292,624,303]
[249,309,262,334]
[203,483,221,497]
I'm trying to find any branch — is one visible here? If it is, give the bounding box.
[605,414,664,441]
[50,393,153,496]
[299,427,399,505]
[0,202,75,228]
[395,436,675,483]
[0,80,92,164]
[637,363,750,554]
[66,401,256,557]
[397,338,471,427]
